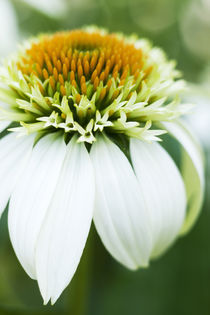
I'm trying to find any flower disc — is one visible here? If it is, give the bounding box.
[0,27,189,143]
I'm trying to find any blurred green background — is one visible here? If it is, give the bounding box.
[0,0,210,314]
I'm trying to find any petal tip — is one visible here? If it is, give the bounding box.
[42,296,50,306]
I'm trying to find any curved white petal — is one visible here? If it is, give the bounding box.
[0,132,34,217]
[0,121,10,133]
[90,135,152,270]
[8,133,66,279]
[35,136,94,305]
[130,139,186,258]
[161,120,205,235]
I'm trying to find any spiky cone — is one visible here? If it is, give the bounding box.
[0,27,204,304]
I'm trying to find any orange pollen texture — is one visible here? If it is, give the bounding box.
[18,30,147,97]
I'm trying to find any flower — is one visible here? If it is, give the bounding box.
[0,0,18,57]
[183,66,210,149]
[22,0,68,18]
[0,27,204,304]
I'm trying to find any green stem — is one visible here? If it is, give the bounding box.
[66,226,94,315]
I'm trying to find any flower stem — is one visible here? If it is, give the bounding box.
[67,226,94,315]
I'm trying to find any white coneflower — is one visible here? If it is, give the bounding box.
[0,0,18,57]
[22,0,68,18]
[183,67,210,149]
[0,27,204,304]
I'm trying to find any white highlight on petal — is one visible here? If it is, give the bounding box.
[8,133,66,279]
[0,121,10,133]
[35,136,94,305]
[0,132,34,217]
[130,138,186,258]
[90,135,152,270]
[161,120,205,235]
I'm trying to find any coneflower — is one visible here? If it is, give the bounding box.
[0,27,204,304]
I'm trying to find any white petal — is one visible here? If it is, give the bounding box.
[8,133,66,279]
[90,135,152,270]
[0,121,10,133]
[35,136,94,305]
[130,139,186,258]
[161,120,205,235]
[0,132,34,217]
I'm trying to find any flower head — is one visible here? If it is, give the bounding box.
[0,27,204,304]
[0,27,189,142]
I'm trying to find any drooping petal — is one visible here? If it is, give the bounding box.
[35,136,94,305]
[130,138,186,258]
[161,120,205,235]
[90,135,152,270]
[8,133,66,279]
[0,132,34,217]
[0,121,10,132]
